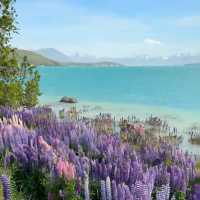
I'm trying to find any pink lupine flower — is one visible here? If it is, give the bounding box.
[56,159,76,181]
[38,136,52,152]
[139,124,145,135]
[134,124,145,135]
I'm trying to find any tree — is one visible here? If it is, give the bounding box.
[23,57,41,107]
[0,0,18,79]
[0,0,40,108]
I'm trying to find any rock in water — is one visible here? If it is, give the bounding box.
[60,96,77,103]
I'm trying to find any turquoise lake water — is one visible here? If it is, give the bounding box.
[38,65,200,110]
[38,65,200,153]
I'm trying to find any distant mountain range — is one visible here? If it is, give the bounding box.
[16,48,200,67]
[35,48,123,66]
[35,48,200,66]
[16,48,122,67]
[36,48,71,63]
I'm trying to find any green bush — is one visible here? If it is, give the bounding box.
[11,165,47,200]
[10,163,83,200]
[48,177,82,200]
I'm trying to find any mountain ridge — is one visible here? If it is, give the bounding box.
[36,48,71,63]
[16,49,123,67]
[35,48,200,66]
[15,48,200,67]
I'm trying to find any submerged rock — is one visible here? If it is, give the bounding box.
[60,96,77,103]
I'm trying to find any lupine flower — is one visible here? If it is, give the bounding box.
[0,107,199,199]
[38,136,52,152]
[134,123,145,135]
[100,180,106,200]
[106,177,112,200]
[0,175,11,200]
[192,184,200,200]
[111,180,118,200]
[123,184,133,200]
[56,159,76,181]
[117,184,125,200]
[156,184,170,200]
[84,172,90,200]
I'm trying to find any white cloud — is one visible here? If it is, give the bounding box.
[144,38,162,45]
[176,16,200,28]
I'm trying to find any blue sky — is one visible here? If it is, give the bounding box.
[12,0,200,57]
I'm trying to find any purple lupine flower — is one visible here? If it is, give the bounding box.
[0,175,11,200]
[111,180,118,200]
[117,184,125,200]
[0,107,198,199]
[102,164,108,180]
[122,184,133,200]
[192,184,200,200]
[100,180,106,200]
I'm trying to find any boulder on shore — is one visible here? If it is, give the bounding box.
[60,96,78,103]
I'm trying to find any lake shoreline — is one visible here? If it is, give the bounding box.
[39,97,200,154]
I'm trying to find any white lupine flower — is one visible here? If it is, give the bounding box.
[84,172,90,200]
[101,180,106,200]
[106,177,112,200]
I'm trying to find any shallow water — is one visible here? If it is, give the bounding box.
[38,65,200,153]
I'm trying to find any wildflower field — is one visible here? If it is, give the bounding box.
[0,107,200,200]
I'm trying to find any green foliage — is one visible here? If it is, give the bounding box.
[0,80,23,107]
[0,0,18,79]
[59,109,65,119]
[0,0,40,108]
[195,161,200,170]
[190,177,200,185]
[48,177,82,200]
[10,162,82,200]
[175,191,186,200]
[164,158,172,167]
[10,176,25,200]
[63,180,82,200]
[89,180,100,200]
[22,58,41,107]
[11,165,47,200]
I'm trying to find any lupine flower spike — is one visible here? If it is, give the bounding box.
[0,175,11,200]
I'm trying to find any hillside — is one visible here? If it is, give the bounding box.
[15,49,122,67]
[16,49,61,66]
[36,48,71,63]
